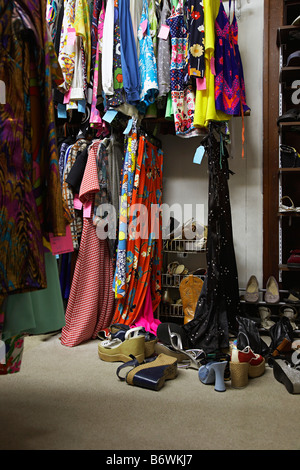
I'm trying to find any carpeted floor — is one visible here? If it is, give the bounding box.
[0,332,299,451]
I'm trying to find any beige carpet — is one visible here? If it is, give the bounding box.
[0,332,299,451]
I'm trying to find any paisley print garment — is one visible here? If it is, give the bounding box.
[0,0,65,295]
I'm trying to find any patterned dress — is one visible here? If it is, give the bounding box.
[137,0,159,114]
[166,0,201,137]
[0,0,65,373]
[185,0,205,78]
[113,136,163,326]
[214,0,250,116]
[61,141,115,347]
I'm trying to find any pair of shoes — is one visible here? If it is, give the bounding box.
[287,249,300,268]
[98,326,156,363]
[179,275,204,325]
[116,353,178,391]
[198,361,227,392]
[272,359,300,394]
[230,346,265,388]
[244,274,280,303]
[167,261,188,275]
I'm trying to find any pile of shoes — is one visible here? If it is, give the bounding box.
[96,314,300,394]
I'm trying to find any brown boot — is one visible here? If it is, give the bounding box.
[179,275,204,325]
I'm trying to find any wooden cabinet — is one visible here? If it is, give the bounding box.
[264,0,300,291]
[277,3,300,290]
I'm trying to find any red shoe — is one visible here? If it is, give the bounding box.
[231,346,265,378]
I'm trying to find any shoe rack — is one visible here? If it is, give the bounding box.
[263,0,300,292]
[277,0,300,289]
[157,238,207,322]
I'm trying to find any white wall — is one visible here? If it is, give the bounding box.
[160,0,264,289]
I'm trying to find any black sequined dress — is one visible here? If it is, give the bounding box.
[183,124,241,353]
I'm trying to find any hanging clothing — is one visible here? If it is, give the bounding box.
[137,0,159,114]
[113,136,163,326]
[74,0,91,85]
[183,124,240,353]
[101,0,114,97]
[148,0,158,57]
[0,0,65,374]
[1,253,66,341]
[106,0,125,108]
[193,0,229,128]
[62,139,89,250]
[0,0,65,296]
[119,0,140,105]
[58,0,76,93]
[214,0,250,116]
[157,0,171,99]
[61,141,115,347]
[166,0,202,137]
[90,3,105,127]
[185,0,205,78]
[113,119,138,299]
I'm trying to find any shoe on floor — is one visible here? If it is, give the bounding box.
[231,345,265,378]
[98,328,145,363]
[272,359,300,394]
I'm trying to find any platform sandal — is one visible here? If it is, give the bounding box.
[98,327,145,363]
[116,354,178,391]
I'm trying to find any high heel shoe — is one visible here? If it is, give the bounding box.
[198,361,227,392]
[116,353,178,391]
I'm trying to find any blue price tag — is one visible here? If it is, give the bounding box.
[103,109,118,123]
[193,145,205,165]
[123,118,133,135]
[77,99,86,113]
[57,103,67,119]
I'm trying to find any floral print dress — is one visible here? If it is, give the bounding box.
[166,0,202,137]
[185,0,205,78]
